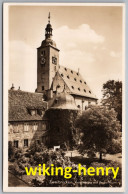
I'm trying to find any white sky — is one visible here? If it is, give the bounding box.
[8,5,123,100]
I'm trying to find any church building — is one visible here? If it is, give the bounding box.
[36,13,98,110]
[8,14,98,149]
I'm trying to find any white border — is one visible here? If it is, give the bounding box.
[3,2,125,192]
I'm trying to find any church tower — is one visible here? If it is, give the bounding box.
[37,13,60,93]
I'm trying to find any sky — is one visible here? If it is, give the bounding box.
[8,4,123,100]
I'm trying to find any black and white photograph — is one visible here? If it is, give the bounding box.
[3,3,125,192]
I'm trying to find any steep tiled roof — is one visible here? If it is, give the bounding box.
[58,66,97,99]
[9,90,47,122]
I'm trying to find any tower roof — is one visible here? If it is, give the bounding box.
[51,90,78,110]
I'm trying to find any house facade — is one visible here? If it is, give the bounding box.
[8,89,49,149]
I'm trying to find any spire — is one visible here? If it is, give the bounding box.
[48,12,50,24]
[45,12,53,39]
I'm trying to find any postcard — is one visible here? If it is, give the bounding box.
[3,3,125,192]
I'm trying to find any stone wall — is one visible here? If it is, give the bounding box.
[8,120,49,148]
[45,109,80,149]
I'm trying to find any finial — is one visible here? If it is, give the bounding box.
[48,12,50,24]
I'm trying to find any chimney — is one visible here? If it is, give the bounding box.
[10,84,15,90]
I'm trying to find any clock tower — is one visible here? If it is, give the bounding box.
[37,13,60,93]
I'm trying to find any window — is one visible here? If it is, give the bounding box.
[13,124,19,133]
[14,140,18,148]
[42,86,44,91]
[42,123,46,130]
[55,98,58,104]
[77,73,79,76]
[36,140,40,144]
[84,82,86,84]
[71,70,73,74]
[61,74,63,77]
[78,88,80,91]
[77,105,80,108]
[89,91,91,94]
[71,86,74,89]
[31,110,36,116]
[74,78,77,81]
[64,68,67,71]
[24,124,29,132]
[52,57,57,65]
[24,139,28,147]
[67,75,69,79]
[84,89,86,92]
[34,123,38,131]
[85,106,87,110]
[80,80,82,83]
[41,50,45,56]
[88,101,91,106]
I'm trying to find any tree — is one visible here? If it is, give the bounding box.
[101,80,122,124]
[75,105,121,161]
[8,141,15,159]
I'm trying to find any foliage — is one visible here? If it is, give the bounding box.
[8,141,15,159]
[101,80,122,124]
[75,105,121,160]
[28,141,48,155]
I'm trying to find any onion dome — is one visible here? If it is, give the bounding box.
[41,39,56,47]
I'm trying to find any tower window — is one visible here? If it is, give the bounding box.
[71,70,73,74]
[89,91,91,94]
[84,89,86,92]
[78,88,80,91]
[61,74,63,77]
[74,78,77,81]
[71,86,74,89]
[64,68,67,71]
[42,86,44,91]
[52,57,57,65]
[80,80,82,83]
[77,73,79,76]
[41,50,45,56]
[67,75,70,79]
[77,105,80,108]
[84,82,86,84]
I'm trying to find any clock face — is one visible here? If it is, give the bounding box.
[41,57,45,65]
[52,57,57,65]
